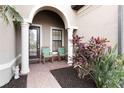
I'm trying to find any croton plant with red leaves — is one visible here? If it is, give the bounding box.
[72,35,110,78]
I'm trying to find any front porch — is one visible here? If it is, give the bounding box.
[2,61,95,88]
[27,61,69,88]
[20,7,76,75]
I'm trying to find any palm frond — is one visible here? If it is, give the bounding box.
[0,5,23,24]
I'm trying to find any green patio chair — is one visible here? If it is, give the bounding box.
[58,47,65,61]
[42,47,53,63]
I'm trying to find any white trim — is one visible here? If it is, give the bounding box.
[68,26,78,30]
[0,54,21,70]
[62,29,64,46]
[40,25,42,54]
[30,24,41,27]
[50,27,52,52]
[50,27,64,52]
[67,28,73,64]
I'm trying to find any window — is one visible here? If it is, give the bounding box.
[52,29,62,52]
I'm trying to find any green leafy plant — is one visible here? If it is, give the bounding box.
[72,35,124,88]
[0,5,23,24]
[92,46,124,88]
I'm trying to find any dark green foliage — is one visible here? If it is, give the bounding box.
[92,46,124,88]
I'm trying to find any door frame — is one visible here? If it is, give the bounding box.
[29,24,42,61]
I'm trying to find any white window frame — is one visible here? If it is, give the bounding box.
[50,27,64,54]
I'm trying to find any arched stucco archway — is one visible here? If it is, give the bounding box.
[28,5,70,29]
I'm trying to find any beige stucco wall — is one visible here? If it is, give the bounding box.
[15,5,34,20]
[0,18,16,87]
[77,5,118,47]
[32,10,67,50]
[15,5,77,27]
[0,19,16,65]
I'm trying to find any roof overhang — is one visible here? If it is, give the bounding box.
[71,5,84,11]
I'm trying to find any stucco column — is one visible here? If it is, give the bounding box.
[122,6,124,54]
[121,22,124,54]
[21,21,30,75]
[67,28,73,65]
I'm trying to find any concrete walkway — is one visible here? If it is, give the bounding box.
[27,61,69,88]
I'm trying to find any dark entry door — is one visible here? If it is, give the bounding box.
[29,26,40,62]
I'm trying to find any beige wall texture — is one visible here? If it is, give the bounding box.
[0,18,16,65]
[77,5,118,47]
[14,5,118,48]
[0,18,16,87]
[15,5,77,27]
[15,5,34,21]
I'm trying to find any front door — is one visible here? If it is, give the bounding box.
[29,25,40,63]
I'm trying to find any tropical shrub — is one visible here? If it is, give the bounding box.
[73,35,91,78]
[73,35,109,78]
[72,35,124,88]
[92,47,124,88]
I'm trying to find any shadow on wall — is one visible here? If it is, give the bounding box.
[13,22,22,65]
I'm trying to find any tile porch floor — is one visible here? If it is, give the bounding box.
[27,61,69,88]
